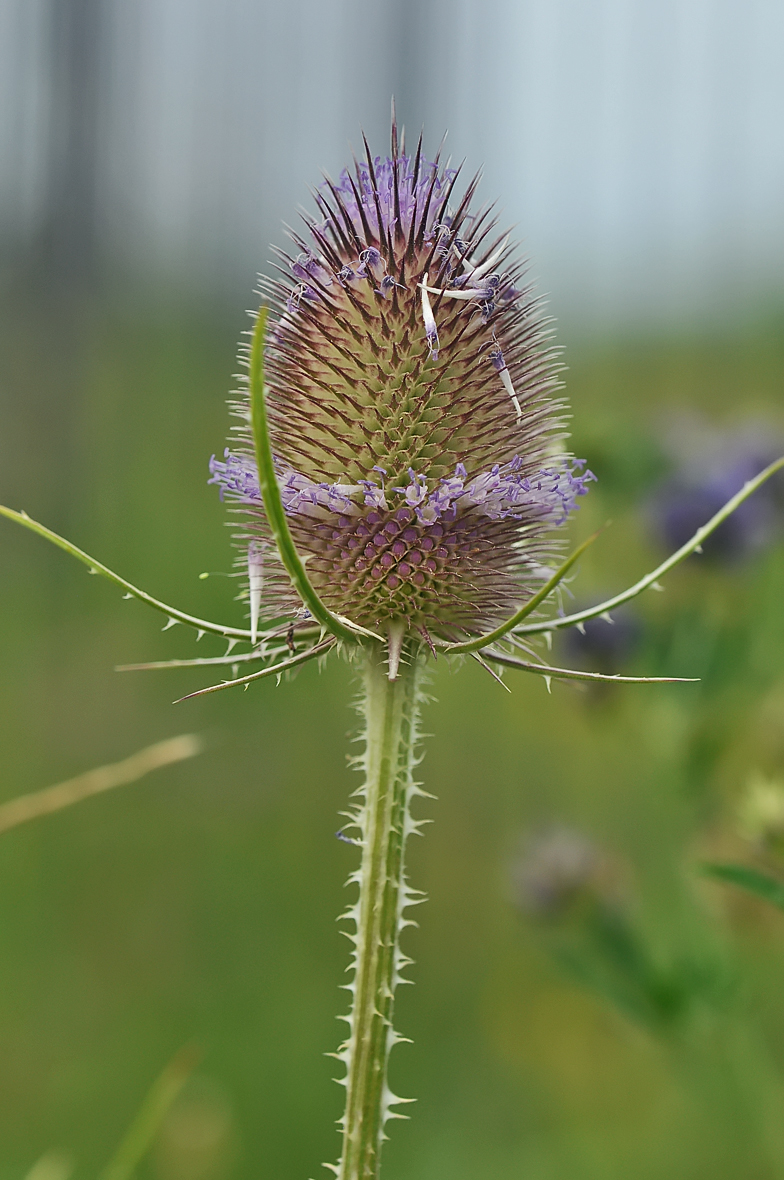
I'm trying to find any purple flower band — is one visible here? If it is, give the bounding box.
[208,451,595,529]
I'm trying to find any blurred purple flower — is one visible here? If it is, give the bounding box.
[512,828,601,916]
[651,416,783,563]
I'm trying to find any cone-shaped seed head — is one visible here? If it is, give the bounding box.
[210,122,595,640]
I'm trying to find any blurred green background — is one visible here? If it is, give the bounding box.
[1,290,783,1180]
[2,0,784,1176]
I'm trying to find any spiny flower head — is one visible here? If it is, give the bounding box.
[210,120,595,643]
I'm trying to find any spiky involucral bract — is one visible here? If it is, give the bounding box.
[210,127,594,640]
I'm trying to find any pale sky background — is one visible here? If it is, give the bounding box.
[1,0,783,327]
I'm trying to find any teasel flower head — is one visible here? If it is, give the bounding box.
[210,118,595,645]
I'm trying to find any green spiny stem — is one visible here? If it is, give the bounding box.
[332,642,427,1180]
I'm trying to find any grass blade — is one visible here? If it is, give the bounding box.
[0,736,202,836]
[23,1154,73,1180]
[99,1046,200,1180]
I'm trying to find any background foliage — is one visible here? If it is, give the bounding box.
[2,0,784,1174]
[1,290,783,1180]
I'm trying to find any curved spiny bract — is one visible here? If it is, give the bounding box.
[210,126,594,643]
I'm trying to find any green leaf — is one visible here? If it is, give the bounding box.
[700,862,784,912]
[248,307,378,645]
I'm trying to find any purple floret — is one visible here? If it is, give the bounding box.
[208,451,262,502]
[328,155,457,242]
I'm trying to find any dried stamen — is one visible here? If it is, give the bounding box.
[420,271,439,360]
